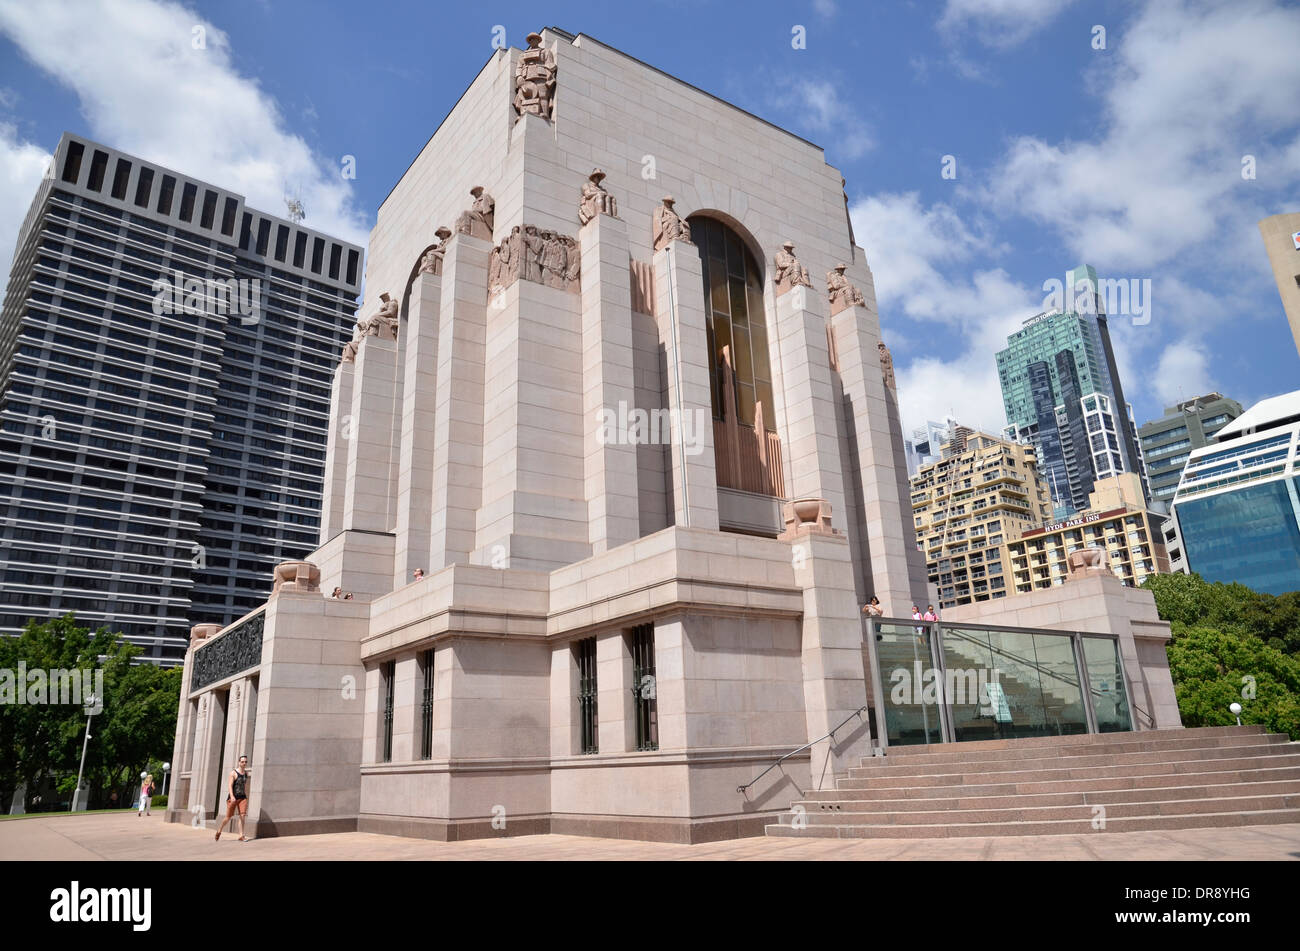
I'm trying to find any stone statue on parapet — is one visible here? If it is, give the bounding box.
[652,195,692,252]
[340,291,399,363]
[877,341,895,391]
[418,226,453,276]
[826,263,865,313]
[579,169,617,225]
[774,241,812,295]
[514,32,557,121]
[455,186,495,241]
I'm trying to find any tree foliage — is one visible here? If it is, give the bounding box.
[1143,573,1300,739]
[0,614,180,809]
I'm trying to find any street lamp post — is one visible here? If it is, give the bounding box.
[1230,702,1243,726]
[71,694,98,812]
[162,762,171,797]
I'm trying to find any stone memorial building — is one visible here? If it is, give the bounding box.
[167,28,1181,843]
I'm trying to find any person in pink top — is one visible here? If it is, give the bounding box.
[924,605,939,622]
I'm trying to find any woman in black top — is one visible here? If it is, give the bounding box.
[215,755,250,841]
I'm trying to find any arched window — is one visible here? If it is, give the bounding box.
[689,215,776,431]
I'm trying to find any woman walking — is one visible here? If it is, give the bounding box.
[215,755,251,842]
[137,774,153,817]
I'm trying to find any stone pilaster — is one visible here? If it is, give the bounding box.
[474,275,590,571]
[580,213,640,553]
[832,301,926,613]
[596,630,634,753]
[774,284,847,532]
[429,234,489,568]
[394,273,442,586]
[550,643,581,757]
[343,335,399,534]
[320,361,355,544]
[790,531,873,783]
[653,242,719,531]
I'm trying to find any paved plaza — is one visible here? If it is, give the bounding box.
[3,813,1299,861]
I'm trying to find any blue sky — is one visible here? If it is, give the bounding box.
[1,0,1297,437]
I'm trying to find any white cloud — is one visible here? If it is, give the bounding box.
[0,122,53,300]
[775,79,874,161]
[0,0,370,253]
[938,0,1078,48]
[1150,339,1213,407]
[851,192,1036,435]
[985,0,1300,272]
[812,0,837,17]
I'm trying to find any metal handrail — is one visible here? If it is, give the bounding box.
[1131,701,1155,727]
[736,705,869,795]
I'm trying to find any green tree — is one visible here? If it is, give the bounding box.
[1166,625,1300,739]
[0,614,180,809]
[1143,573,1300,740]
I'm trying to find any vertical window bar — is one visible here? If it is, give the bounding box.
[631,623,658,751]
[420,648,435,760]
[577,637,598,754]
[381,659,395,763]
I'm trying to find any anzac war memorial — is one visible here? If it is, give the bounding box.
[163,28,1298,846]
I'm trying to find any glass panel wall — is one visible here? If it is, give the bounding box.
[868,619,1126,745]
[873,620,944,746]
[1081,636,1132,732]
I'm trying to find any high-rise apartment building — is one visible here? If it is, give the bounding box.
[1005,472,1169,594]
[1258,212,1300,357]
[997,265,1147,518]
[1138,392,1243,505]
[1169,390,1300,596]
[0,133,363,663]
[902,417,975,477]
[911,431,1053,608]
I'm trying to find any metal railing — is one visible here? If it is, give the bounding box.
[737,705,869,796]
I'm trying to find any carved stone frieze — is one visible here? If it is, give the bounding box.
[191,611,265,691]
[488,223,581,295]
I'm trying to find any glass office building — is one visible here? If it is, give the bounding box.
[1170,391,1300,596]
[0,133,363,663]
[997,266,1148,517]
[1138,392,1243,505]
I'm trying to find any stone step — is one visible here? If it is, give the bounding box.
[877,725,1263,757]
[764,808,1300,839]
[784,792,1300,826]
[847,742,1296,778]
[798,779,1300,813]
[803,765,1300,801]
[856,733,1290,767]
[836,752,1300,789]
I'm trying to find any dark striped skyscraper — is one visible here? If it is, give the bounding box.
[0,133,363,663]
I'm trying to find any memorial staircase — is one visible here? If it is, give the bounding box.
[766,725,1300,838]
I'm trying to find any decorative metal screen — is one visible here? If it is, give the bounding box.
[381,660,395,763]
[420,649,435,760]
[191,611,264,691]
[576,638,598,754]
[630,624,658,751]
